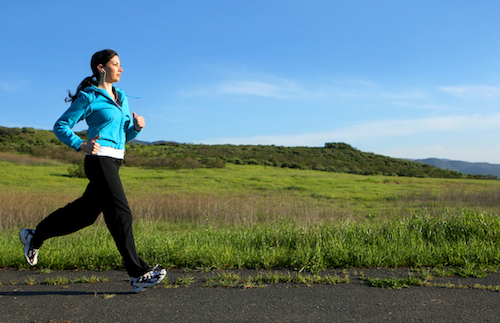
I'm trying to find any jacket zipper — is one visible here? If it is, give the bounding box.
[98,88,126,148]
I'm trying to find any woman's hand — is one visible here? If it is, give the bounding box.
[133,112,145,131]
[80,135,101,155]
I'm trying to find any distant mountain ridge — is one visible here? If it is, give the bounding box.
[413,158,500,178]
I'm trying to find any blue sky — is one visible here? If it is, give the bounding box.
[2,1,500,163]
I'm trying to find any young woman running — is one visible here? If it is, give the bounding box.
[19,49,166,293]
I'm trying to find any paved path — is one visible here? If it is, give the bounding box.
[1,268,500,322]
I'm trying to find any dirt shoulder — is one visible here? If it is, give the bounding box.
[1,268,500,322]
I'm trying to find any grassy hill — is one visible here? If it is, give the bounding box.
[0,126,484,179]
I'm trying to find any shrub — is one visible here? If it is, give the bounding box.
[202,157,225,168]
[68,163,86,178]
[232,158,243,165]
[246,159,261,165]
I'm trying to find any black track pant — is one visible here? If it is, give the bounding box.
[32,155,150,278]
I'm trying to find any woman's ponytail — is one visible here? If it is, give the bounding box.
[65,75,98,103]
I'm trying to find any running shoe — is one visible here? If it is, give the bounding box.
[130,265,167,293]
[19,228,39,266]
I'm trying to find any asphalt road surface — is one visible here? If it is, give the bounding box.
[1,268,500,322]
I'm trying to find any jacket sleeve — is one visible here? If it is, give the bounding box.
[125,115,141,143]
[53,92,92,152]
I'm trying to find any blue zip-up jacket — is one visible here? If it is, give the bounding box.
[53,85,140,152]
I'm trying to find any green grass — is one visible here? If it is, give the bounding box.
[3,210,500,271]
[40,275,109,285]
[3,159,500,271]
[365,272,500,290]
[2,160,500,228]
[0,161,87,193]
[203,271,350,288]
[366,275,426,289]
[2,159,498,200]
[17,275,108,286]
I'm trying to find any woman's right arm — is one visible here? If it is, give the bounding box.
[53,92,92,152]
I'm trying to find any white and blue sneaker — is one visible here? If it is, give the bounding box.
[130,265,167,293]
[19,228,39,266]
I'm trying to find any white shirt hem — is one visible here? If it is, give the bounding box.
[87,146,125,159]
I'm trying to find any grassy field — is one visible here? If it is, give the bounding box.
[1,154,500,271]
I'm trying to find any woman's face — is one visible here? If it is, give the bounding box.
[102,55,123,83]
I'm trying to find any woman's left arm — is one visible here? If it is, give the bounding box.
[125,111,145,142]
[121,90,145,142]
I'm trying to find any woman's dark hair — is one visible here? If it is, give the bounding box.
[66,49,119,103]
